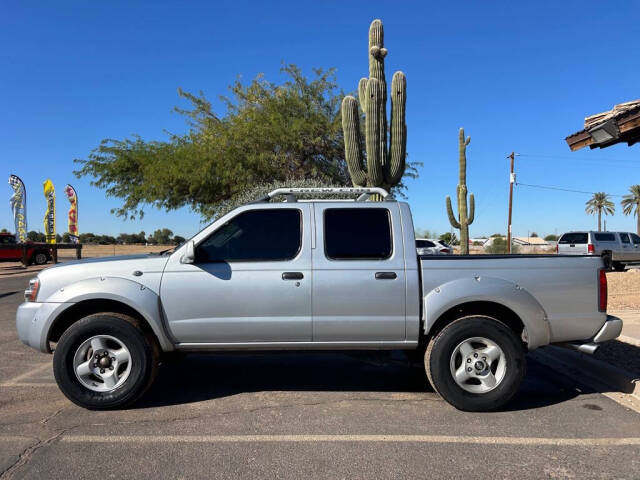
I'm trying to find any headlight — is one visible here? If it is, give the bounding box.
[24,277,40,302]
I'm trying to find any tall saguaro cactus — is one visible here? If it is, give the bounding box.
[446,128,475,254]
[341,19,406,196]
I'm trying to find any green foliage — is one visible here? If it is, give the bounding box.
[585,192,615,231]
[415,228,438,239]
[445,128,475,254]
[485,237,519,254]
[149,228,174,245]
[439,232,458,246]
[27,231,46,242]
[75,65,352,221]
[172,235,186,245]
[117,232,147,244]
[490,233,503,238]
[530,232,538,237]
[544,234,558,242]
[341,19,407,195]
[0,228,8,233]
[621,185,640,234]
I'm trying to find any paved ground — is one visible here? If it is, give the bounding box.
[1,275,640,479]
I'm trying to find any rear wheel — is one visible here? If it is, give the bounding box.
[602,253,613,270]
[53,313,159,409]
[32,251,48,265]
[424,315,525,412]
[612,262,626,272]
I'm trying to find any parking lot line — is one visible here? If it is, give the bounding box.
[61,435,640,446]
[0,363,51,386]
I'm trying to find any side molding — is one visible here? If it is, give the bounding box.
[424,276,551,349]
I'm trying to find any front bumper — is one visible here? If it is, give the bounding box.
[16,301,73,352]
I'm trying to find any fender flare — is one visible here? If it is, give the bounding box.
[424,276,551,349]
[44,277,174,351]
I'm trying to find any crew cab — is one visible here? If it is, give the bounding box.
[16,188,622,412]
[0,232,51,265]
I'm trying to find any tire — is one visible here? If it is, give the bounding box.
[53,313,159,410]
[424,315,526,412]
[602,253,613,270]
[612,262,626,272]
[32,251,48,265]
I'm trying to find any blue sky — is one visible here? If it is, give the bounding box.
[1,1,639,238]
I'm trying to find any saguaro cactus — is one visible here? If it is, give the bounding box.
[341,19,406,196]
[446,128,475,254]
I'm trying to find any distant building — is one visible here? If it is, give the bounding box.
[512,236,549,246]
[566,100,640,151]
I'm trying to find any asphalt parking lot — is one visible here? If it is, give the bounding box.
[1,273,639,479]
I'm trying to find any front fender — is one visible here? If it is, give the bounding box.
[43,277,174,351]
[424,276,551,349]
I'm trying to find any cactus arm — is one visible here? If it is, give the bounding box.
[368,19,387,83]
[341,96,367,187]
[446,196,461,229]
[387,71,407,185]
[458,128,470,185]
[365,78,384,186]
[468,193,475,225]
[358,78,369,114]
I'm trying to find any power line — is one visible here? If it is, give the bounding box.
[516,182,625,197]
[518,153,638,167]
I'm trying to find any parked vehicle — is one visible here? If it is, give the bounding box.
[557,230,640,271]
[0,232,51,265]
[17,188,621,412]
[415,238,451,255]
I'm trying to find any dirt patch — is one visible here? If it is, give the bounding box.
[607,269,640,310]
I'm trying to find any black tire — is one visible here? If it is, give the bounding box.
[32,251,49,265]
[424,315,526,412]
[612,262,626,272]
[602,253,613,270]
[53,313,159,410]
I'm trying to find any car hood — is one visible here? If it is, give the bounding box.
[35,254,171,301]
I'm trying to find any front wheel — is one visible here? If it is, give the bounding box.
[53,313,159,409]
[32,251,49,265]
[424,316,525,412]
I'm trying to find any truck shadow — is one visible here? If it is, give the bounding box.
[134,352,582,411]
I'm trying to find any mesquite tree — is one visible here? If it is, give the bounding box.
[341,19,407,197]
[446,128,475,254]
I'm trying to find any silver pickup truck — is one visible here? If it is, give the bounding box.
[16,188,622,412]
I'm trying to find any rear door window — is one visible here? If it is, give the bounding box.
[594,233,615,242]
[416,240,436,248]
[620,233,631,244]
[324,208,392,260]
[559,233,588,244]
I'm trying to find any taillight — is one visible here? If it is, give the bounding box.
[598,268,607,312]
[24,278,39,302]
[441,249,450,254]
[588,244,595,254]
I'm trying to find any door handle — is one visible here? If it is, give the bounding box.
[282,272,304,280]
[375,272,397,280]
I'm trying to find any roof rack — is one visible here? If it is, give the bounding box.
[256,187,393,203]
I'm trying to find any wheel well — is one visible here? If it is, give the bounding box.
[47,299,155,350]
[426,301,527,346]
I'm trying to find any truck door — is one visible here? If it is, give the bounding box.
[619,232,632,260]
[160,204,312,344]
[311,203,407,342]
[630,233,640,261]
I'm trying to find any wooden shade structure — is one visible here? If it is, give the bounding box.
[566,100,640,151]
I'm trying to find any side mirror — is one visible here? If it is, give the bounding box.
[180,240,195,264]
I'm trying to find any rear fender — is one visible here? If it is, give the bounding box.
[424,276,551,349]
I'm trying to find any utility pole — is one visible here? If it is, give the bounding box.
[507,152,515,254]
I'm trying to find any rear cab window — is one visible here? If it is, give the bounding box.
[559,232,588,244]
[324,208,392,260]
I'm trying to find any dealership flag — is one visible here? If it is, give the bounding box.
[64,184,78,243]
[8,175,27,243]
[42,179,56,244]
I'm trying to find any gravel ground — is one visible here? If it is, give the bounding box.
[607,269,640,310]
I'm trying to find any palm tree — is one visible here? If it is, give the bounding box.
[585,192,615,231]
[621,185,640,234]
